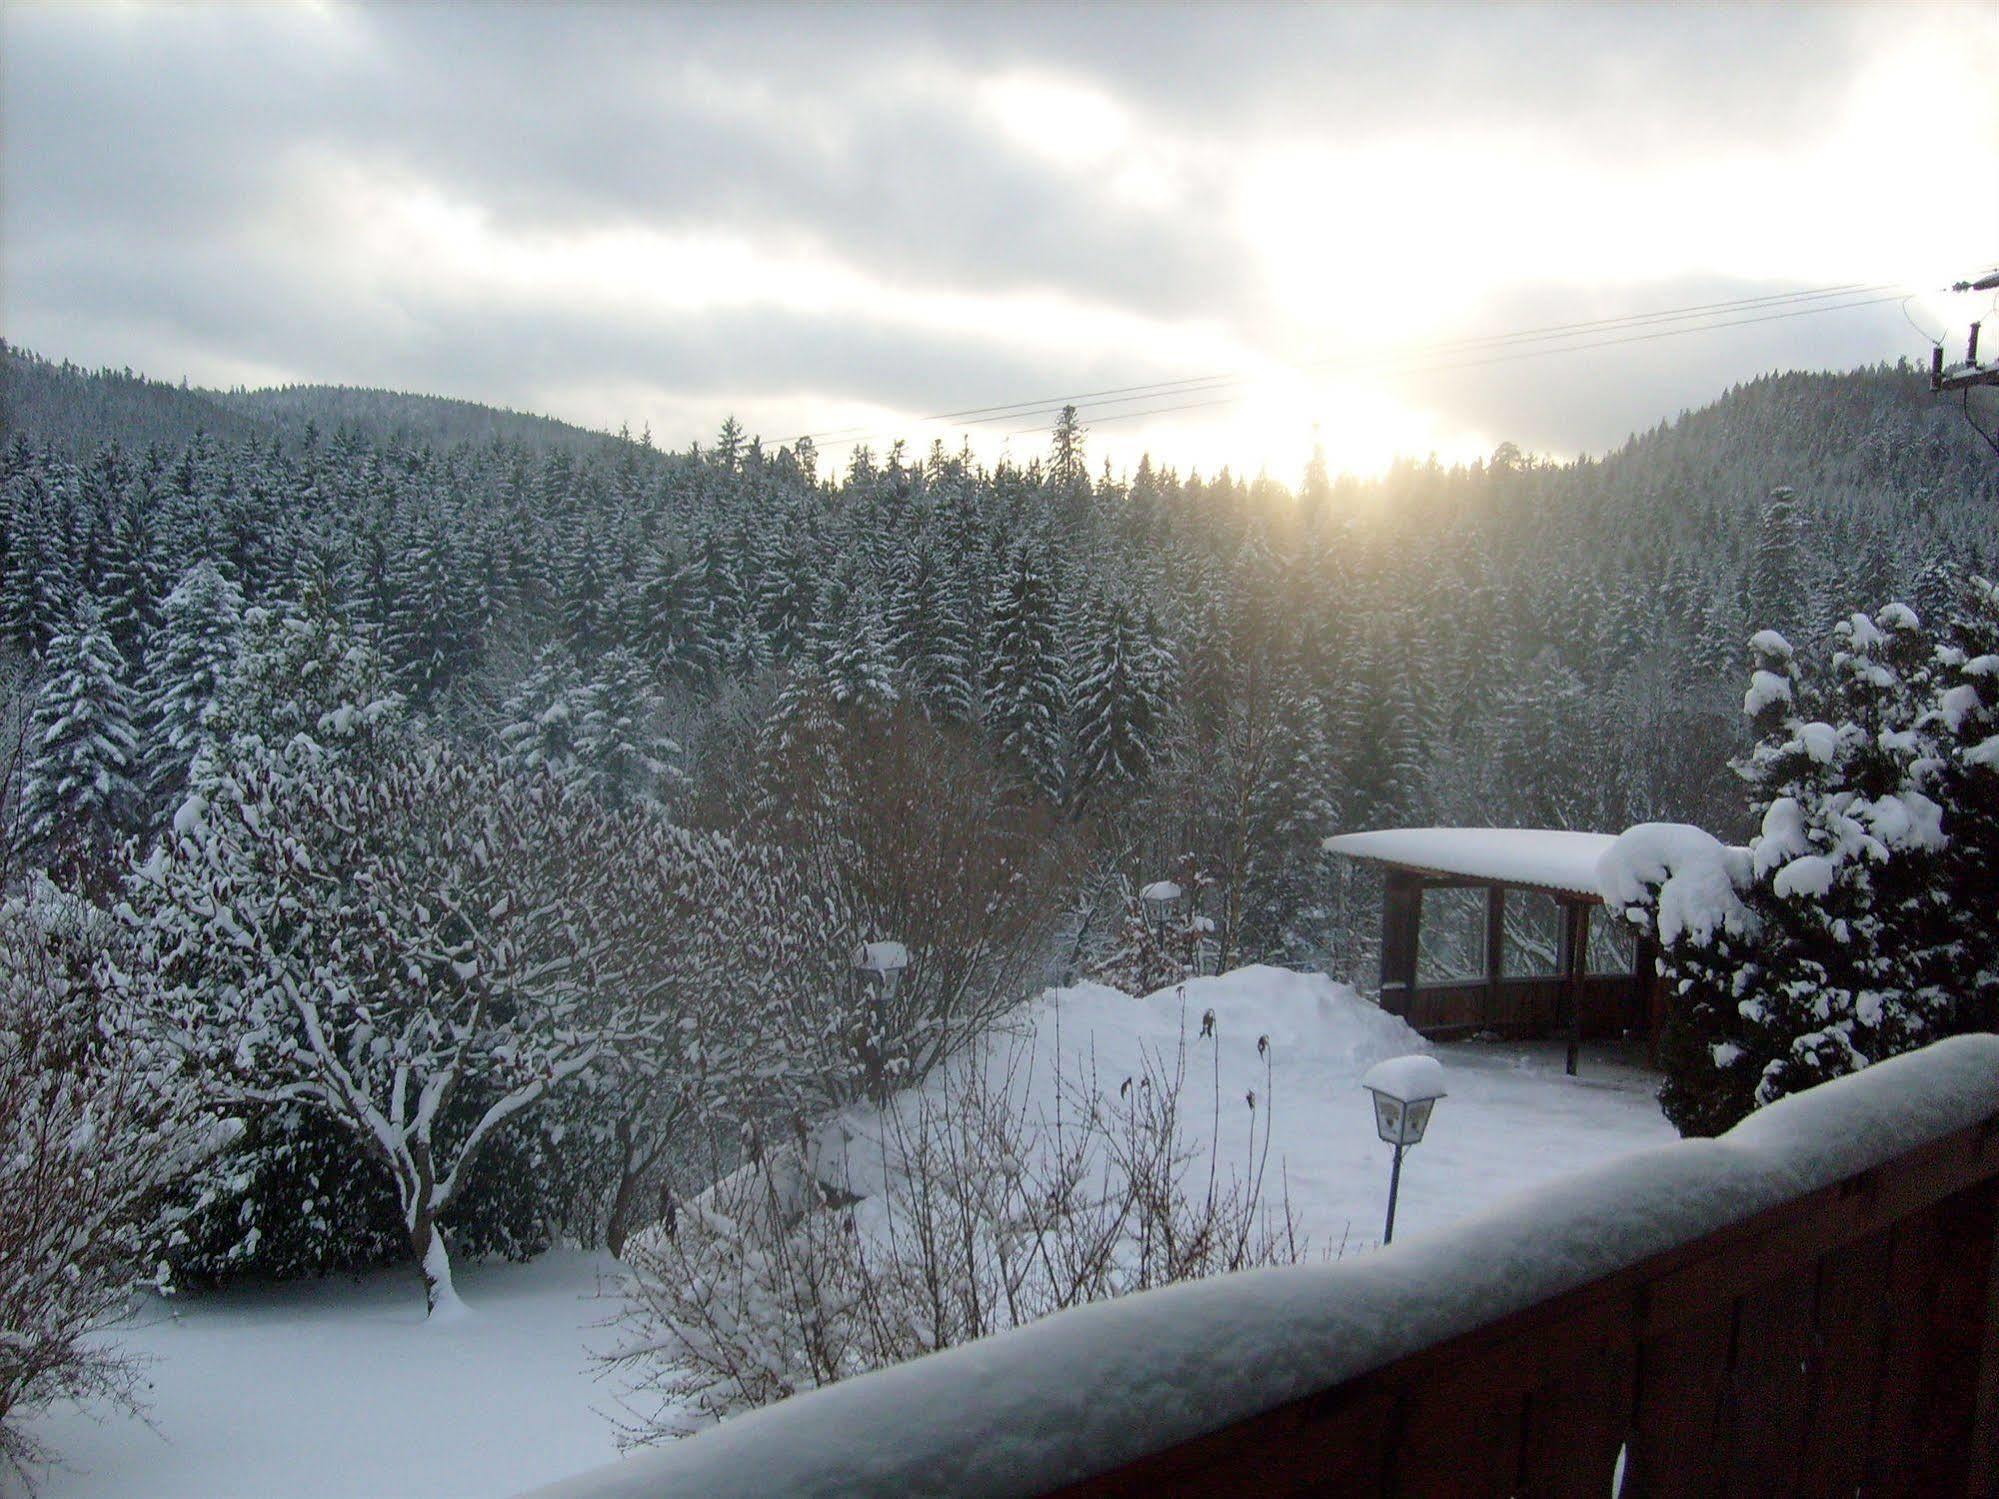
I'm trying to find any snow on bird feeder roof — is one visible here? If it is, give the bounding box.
[1138,880,1183,904]
[852,941,909,974]
[1323,827,1619,899]
[1360,1053,1447,1103]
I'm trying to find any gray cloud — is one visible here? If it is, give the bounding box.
[0,3,1963,467]
[1396,277,1918,457]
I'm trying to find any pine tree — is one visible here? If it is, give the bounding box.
[983,547,1068,800]
[98,481,170,669]
[496,643,589,785]
[383,509,479,708]
[1070,598,1169,805]
[573,647,679,810]
[1747,485,1805,639]
[631,545,717,687]
[1642,608,1956,1134]
[2,468,79,658]
[814,561,899,712]
[1928,576,1999,1034]
[885,542,977,722]
[140,560,243,818]
[20,597,140,875]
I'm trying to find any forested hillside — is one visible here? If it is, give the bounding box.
[2,343,1994,1384]
[0,343,626,458]
[5,354,1992,984]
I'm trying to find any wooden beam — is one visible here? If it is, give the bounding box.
[1635,932,1665,1066]
[1380,871,1421,1017]
[1484,884,1506,1025]
[1560,901,1588,1076]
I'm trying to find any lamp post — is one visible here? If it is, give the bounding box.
[852,941,909,1101]
[1137,880,1183,942]
[1360,1054,1446,1246]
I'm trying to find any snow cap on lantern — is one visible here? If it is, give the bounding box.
[1361,1053,1447,1147]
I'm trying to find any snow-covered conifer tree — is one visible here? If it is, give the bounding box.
[574,647,680,810]
[139,560,243,818]
[495,642,589,786]
[1070,597,1169,806]
[1634,608,1958,1134]
[815,565,899,711]
[1928,575,1999,1034]
[885,543,977,723]
[97,483,170,670]
[1747,485,1805,642]
[20,598,140,875]
[984,547,1068,800]
[2,469,79,659]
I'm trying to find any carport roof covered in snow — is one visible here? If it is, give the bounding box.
[1322,827,1619,901]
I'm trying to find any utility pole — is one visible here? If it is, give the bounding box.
[1929,268,1999,456]
[1931,268,1999,394]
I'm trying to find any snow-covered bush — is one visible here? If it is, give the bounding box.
[1930,575,1999,1037]
[127,737,665,1313]
[605,1021,1299,1440]
[0,876,225,1476]
[1612,587,1996,1136]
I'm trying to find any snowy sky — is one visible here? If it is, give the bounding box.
[4,3,1995,479]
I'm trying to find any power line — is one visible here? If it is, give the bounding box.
[798,280,1890,441]
[796,280,1905,450]
[999,289,1910,436]
[979,285,1906,434]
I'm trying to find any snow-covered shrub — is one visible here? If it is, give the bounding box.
[126,737,665,1314]
[1930,575,1999,1037]
[605,1021,1299,1440]
[0,876,225,1476]
[1614,586,1997,1136]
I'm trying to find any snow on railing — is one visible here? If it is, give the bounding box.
[528,1035,1999,1499]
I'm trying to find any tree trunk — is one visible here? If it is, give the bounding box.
[606,1153,643,1260]
[412,1209,465,1320]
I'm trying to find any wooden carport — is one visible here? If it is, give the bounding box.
[1324,828,1666,1075]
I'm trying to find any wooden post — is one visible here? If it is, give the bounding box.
[1380,871,1421,1018]
[1484,884,1506,1031]
[1559,900,1588,1076]
[1636,932,1664,1066]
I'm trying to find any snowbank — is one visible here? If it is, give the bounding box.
[804,964,1424,1206]
[1323,827,1618,897]
[526,1034,1999,1499]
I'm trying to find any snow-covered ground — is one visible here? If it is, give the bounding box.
[16,967,1674,1499]
[13,1253,627,1499]
[825,966,1675,1253]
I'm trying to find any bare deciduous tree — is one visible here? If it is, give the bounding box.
[0,876,226,1479]
[604,1020,1301,1440]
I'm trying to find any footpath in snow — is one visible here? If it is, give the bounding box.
[18,966,1674,1499]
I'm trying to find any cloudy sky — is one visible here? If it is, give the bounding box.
[4,3,1995,479]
